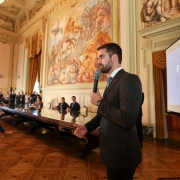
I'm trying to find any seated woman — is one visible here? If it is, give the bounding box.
[31,95,43,108]
[4,92,10,104]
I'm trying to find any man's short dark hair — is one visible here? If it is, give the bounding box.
[61,97,65,100]
[72,96,76,98]
[97,43,122,64]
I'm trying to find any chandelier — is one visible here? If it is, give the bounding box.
[0,0,5,4]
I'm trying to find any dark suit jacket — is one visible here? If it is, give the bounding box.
[9,93,16,104]
[138,92,144,118]
[70,110,80,118]
[20,94,25,104]
[57,102,69,110]
[85,69,142,169]
[70,102,80,111]
[16,95,21,104]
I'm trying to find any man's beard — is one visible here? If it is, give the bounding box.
[99,60,112,73]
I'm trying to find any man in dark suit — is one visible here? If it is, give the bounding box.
[16,92,21,104]
[67,96,80,111]
[0,91,4,102]
[19,91,25,104]
[52,97,69,110]
[9,90,16,104]
[136,92,144,148]
[73,43,142,179]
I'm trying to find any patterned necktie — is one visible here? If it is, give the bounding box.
[107,76,113,87]
[72,102,75,108]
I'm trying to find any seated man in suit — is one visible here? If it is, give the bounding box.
[67,96,80,111]
[59,109,67,120]
[52,97,69,110]
[70,110,80,123]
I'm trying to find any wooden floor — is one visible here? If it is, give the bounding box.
[0,115,180,180]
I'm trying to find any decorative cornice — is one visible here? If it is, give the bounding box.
[139,17,180,39]
[142,39,151,50]
[0,31,16,43]
[154,37,179,48]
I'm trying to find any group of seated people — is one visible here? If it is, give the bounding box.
[52,96,80,112]
[52,96,80,121]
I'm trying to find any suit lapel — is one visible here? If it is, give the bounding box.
[103,69,124,98]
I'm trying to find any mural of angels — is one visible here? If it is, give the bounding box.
[47,0,112,85]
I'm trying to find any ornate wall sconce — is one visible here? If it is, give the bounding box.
[0,74,3,78]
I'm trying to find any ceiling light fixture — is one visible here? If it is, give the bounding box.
[0,0,7,4]
[0,0,4,4]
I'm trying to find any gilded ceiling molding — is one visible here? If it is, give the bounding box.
[39,18,46,39]
[29,0,46,20]
[0,5,21,15]
[0,38,7,44]
[23,38,28,48]
[16,0,26,5]
[70,0,78,7]
[0,14,15,32]
[48,0,68,18]
[0,33,16,43]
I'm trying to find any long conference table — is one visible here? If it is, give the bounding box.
[0,103,99,159]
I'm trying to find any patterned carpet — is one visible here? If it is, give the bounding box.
[0,112,180,180]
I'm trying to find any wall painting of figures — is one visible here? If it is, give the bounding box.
[47,0,116,87]
[141,0,180,29]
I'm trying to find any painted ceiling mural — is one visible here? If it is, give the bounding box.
[0,0,45,31]
[47,0,112,86]
[0,14,15,31]
[0,5,21,15]
[29,0,45,19]
[141,0,180,29]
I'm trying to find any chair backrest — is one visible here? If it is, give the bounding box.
[80,106,88,117]
[46,102,51,109]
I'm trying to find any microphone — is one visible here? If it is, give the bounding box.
[93,70,100,93]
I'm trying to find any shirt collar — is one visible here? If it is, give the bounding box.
[109,67,123,78]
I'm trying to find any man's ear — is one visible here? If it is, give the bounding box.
[111,54,118,62]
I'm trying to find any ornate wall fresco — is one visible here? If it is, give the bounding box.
[0,14,15,31]
[140,0,180,29]
[47,0,112,86]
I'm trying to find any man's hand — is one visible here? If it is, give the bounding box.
[90,88,102,106]
[73,124,88,138]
